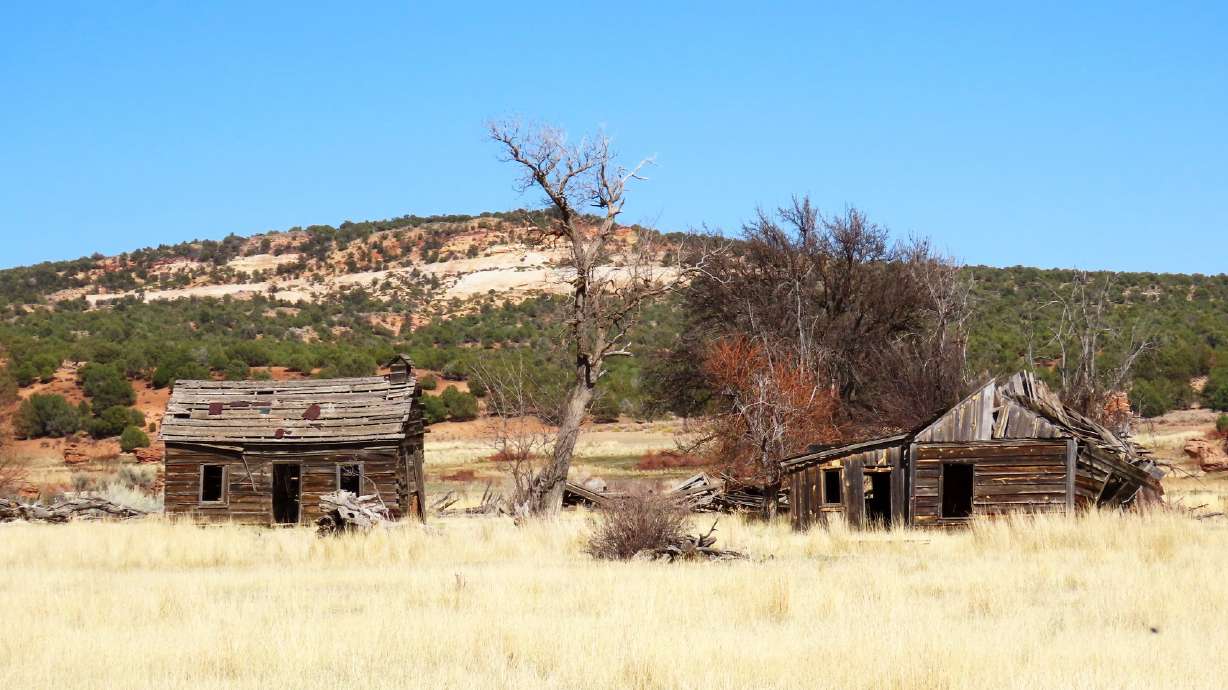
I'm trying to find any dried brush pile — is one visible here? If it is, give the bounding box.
[585,492,746,562]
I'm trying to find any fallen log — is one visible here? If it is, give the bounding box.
[315,491,389,536]
[0,496,148,523]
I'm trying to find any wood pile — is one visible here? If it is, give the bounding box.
[563,473,785,515]
[0,497,148,523]
[431,484,507,516]
[633,521,748,562]
[315,491,389,535]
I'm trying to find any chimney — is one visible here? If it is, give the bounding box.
[387,353,414,385]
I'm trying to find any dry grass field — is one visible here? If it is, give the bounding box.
[3,509,1227,689]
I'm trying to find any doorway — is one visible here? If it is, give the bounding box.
[941,463,974,518]
[864,471,892,527]
[272,463,301,524]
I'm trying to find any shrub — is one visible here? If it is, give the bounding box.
[0,367,17,405]
[152,360,209,389]
[440,360,467,381]
[80,363,136,410]
[13,353,61,385]
[286,353,315,374]
[116,464,156,490]
[222,359,250,381]
[586,493,689,561]
[420,394,448,424]
[13,394,82,438]
[441,386,479,422]
[88,406,146,439]
[418,374,438,391]
[1217,414,1228,435]
[120,426,151,452]
[317,350,376,378]
[1131,378,1180,418]
[468,378,487,398]
[1205,368,1228,412]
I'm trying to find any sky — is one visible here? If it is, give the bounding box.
[1,2,1225,273]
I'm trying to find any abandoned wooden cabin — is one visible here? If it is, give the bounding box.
[160,355,426,525]
[784,372,1164,530]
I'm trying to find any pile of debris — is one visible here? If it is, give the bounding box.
[431,484,506,517]
[315,491,389,535]
[563,472,782,516]
[0,496,148,523]
[633,521,747,562]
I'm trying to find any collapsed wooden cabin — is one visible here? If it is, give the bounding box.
[784,372,1164,530]
[160,355,426,525]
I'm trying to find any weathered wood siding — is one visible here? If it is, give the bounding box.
[910,440,1071,527]
[787,444,905,530]
[165,443,419,524]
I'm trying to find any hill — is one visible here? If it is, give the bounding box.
[1,211,1226,437]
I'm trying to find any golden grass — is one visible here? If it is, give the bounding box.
[2,511,1227,689]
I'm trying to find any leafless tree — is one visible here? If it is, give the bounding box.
[683,197,971,434]
[469,357,557,517]
[1037,271,1153,429]
[488,120,721,515]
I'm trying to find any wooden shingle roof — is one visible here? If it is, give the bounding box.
[160,376,416,445]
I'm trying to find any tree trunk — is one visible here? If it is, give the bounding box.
[527,376,594,515]
[762,482,780,521]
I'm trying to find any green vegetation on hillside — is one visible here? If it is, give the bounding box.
[0,215,1225,424]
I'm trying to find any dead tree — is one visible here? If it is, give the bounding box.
[489,120,720,516]
[1037,271,1153,430]
[469,357,558,516]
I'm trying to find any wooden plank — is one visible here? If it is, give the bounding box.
[845,456,864,528]
[1065,438,1077,513]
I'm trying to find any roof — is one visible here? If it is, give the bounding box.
[159,375,417,446]
[780,372,1161,490]
[781,433,910,472]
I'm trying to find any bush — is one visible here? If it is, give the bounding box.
[88,406,145,439]
[1205,368,1228,412]
[440,360,467,381]
[0,367,17,405]
[286,353,315,374]
[1217,414,1228,435]
[222,359,250,381]
[421,394,448,425]
[441,386,479,422]
[418,374,438,391]
[1131,378,1181,418]
[586,493,689,561]
[152,360,209,389]
[317,350,376,378]
[80,363,136,410]
[468,378,487,398]
[13,353,60,385]
[120,426,151,452]
[13,394,82,438]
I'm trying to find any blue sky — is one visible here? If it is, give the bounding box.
[1,2,1225,273]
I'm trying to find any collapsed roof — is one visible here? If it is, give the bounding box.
[160,375,417,446]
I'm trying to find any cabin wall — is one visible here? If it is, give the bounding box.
[165,443,415,525]
[910,440,1071,527]
[787,445,905,530]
